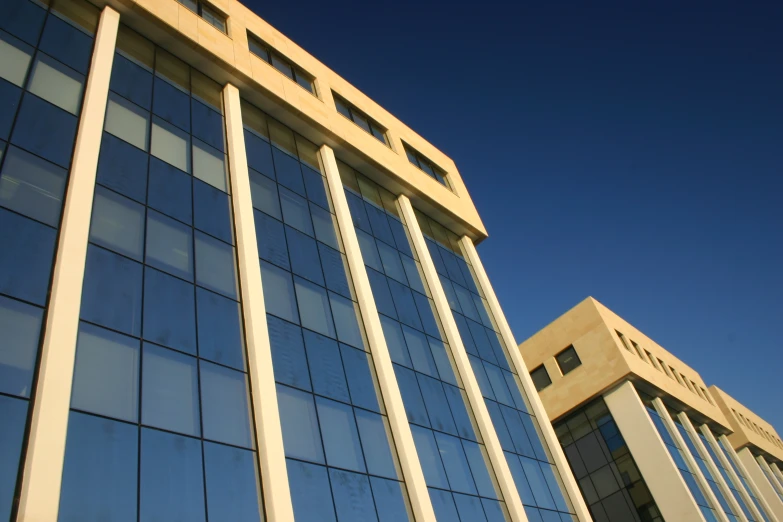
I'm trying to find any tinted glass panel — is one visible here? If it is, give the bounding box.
[0,295,43,398]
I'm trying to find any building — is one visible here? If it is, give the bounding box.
[0,0,593,521]
[519,297,783,522]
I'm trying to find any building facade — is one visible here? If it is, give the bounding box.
[0,0,592,521]
[519,297,783,522]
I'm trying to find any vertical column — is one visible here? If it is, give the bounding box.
[15,8,119,522]
[678,414,747,521]
[700,427,767,522]
[397,196,529,522]
[319,146,436,522]
[604,382,705,521]
[737,447,783,519]
[653,399,729,522]
[773,464,783,490]
[459,235,593,522]
[223,84,295,522]
[757,457,783,496]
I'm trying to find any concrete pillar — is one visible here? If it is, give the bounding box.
[772,464,783,492]
[397,196,529,522]
[604,382,705,522]
[459,236,593,522]
[757,456,783,497]
[223,83,295,522]
[15,8,119,521]
[678,415,747,521]
[319,148,436,521]
[737,447,783,520]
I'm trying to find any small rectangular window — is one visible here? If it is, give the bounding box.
[530,365,551,392]
[555,345,582,375]
[177,0,227,34]
[680,374,692,390]
[629,340,645,360]
[247,33,315,95]
[671,367,683,385]
[332,92,389,147]
[401,142,450,190]
[644,350,660,370]
[658,359,671,377]
[615,330,633,352]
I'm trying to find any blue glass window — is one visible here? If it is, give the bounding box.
[96,133,148,203]
[249,169,281,218]
[304,330,350,402]
[203,442,262,522]
[81,245,142,336]
[0,396,27,522]
[143,267,196,354]
[110,53,152,110]
[193,179,233,243]
[141,343,200,436]
[277,384,324,463]
[147,157,192,223]
[268,315,310,391]
[287,460,336,522]
[330,469,378,522]
[191,99,224,152]
[0,294,43,398]
[146,210,193,280]
[317,397,366,472]
[260,260,299,323]
[0,145,67,227]
[195,231,237,299]
[38,14,92,74]
[11,93,77,168]
[152,76,190,131]
[196,287,245,370]
[89,186,145,260]
[295,277,336,338]
[200,361,253,448]
[287,226,324,285]
[0,0,45,46]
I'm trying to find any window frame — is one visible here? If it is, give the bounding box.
[530,364,552,392]
[332,92,389,147]
[247,33,316,96]
[554,345,582,376]
[177,0,228,34]
[401,141,451,190]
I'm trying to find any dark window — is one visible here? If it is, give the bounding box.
[401,142,450,189]
[556,345,582,375]
[177,0,227,33]
[332,92,389,147]
[247,34,315,95]
[530,365,552,391]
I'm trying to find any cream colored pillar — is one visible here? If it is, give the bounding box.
[15,8,119,522]
[604,382,705,522]
[459,236,593,522]
[719,436,781,522]
[223,84,295,522]
[737,447,783,520]
[773,464,783,491]
[653,399,729,522]
[318,147,436,522]
[678,415,747,521]
[699,427,768,522]
[757,456,783,496]
[397,196,529,522]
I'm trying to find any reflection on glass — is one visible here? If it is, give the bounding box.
[89,186,145,260]
[200,361,253,448]
[0,294,43,398]
[277,384,324,463]
[203,442,263,522]
[0,145,67,227]
[28,52,84,115]
[142,343,200,436]
[105,92,149,151]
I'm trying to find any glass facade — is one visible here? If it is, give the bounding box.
[242,99,413,522]
[57,24,264,522]
[415,210,577,522]
[717,438,772,521]
[0,0,98,519]
[340,164,513,521]
[555,399,663,522]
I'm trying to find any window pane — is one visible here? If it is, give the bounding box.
[464,440,499,498]
[453,494,487,522]
[268,315,310,390]
[80,245,142,336]
[556,346,581,375]
[295,277,336,338]
[0,81,21,141]
[280,187,313,236]
[195,231,238,299]
[388,279,422,331]
[444,386,476,441]
[310,204,340,250]
[272,147,305,195]
[394,364,429,427]
[380,316,411,367]
[371,478,410,522]
[0,30,33,87]
[245,131,275,179]
[260,260,298,323]
[357,229,382,272]
[249,169,280,218]
[0,295,42,398]
[330,469,378,522]
[193,138,228,193]
[277,384,324,463]
[96,133,148,203]
[520,456,557,510]
[356,410,397,479]
[296,72,314,93]
[193,179,233,243]
[329,292,364,348]
[286,226,324,285]
[410,425,449,488]
[287,459,336,522]
[248,38,269,62]
[403,327,438,377]
[418,374,457,435]
[0,397,26,520]
[11,93,78,168]
[201,4,227,33]
[140,428,205,522]
[147,156,192,223]
[335,97,351,119]
[319,244,352,298]
[151,116,190,173]
[39,13,92,74]
[27,52,84,114]
[110,53,153,110]
[203,442,263,522]
[200,361,253,448]
[255,210,289,269]
[0,145,67,227]
[152,76,190,131]
[105,92,149,151]
[142,343,200,436]
[0,0,45,46]
[58,412,138,522]
[71,322,139,422]
[271,53,294,79]
[352,112,371,134]
[90,186,145,260]
[429,487,459,520]
[317,397,365,472]
[191,98,224,151]
[143,267,196,355]
[146,210,193,280]
[342,345,382,413]
[304,330,349,403]
[197,287,245,370]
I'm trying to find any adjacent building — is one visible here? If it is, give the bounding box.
[519,297,783,522]
[0,0,592,521]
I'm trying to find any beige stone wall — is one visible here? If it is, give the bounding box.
[710,386,783,464]
[92,0,487,240]
[519,297,730,428]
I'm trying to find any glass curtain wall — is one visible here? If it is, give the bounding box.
[643,395,720,522]
[0,0,99,519]
[554,398,663,522]
[717,437,771,521]
[414,210,577,522]
[241,100,413,522]
[57,24,264,522]
[670,413,739,521]
[340,164,511,522]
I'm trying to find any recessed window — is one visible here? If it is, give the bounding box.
[530,365,551,392]
[644,349,659,370]
[670,367,682,385]
[177,0,227,34]
[555,345,582,375]
[659,359,671,377]
[332,92,388,147]
[402,142,451,190]
[248,34,315,95]
[615,330,632,352]
[629,340,645,360]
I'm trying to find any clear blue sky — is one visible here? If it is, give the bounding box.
[244,0,783,429]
